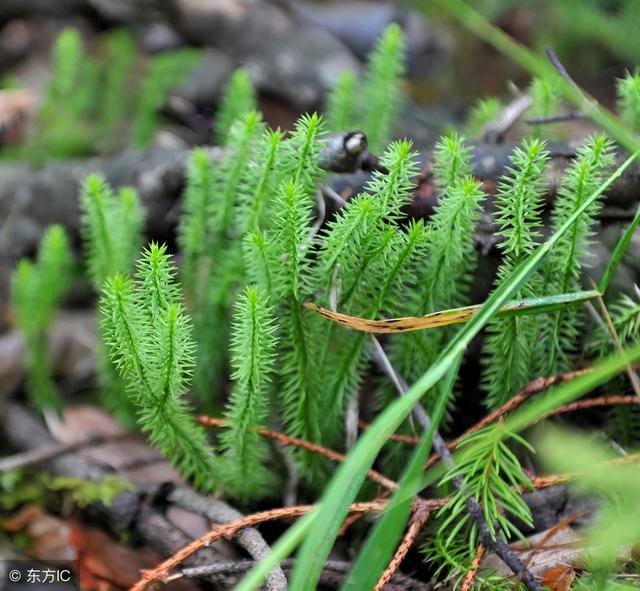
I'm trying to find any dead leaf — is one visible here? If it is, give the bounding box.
[541,565,576,591]
[48,405,181,485]
[2,505,75,561]
[303,290,598,334]
[69,520,162,590]
[0,90,36,144]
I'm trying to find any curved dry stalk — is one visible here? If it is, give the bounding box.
[373,503,430,591]
[198,416,398,492]
[304,290,599,334]
[460,544,485,591]
[545,395,640,418]
[424,367,600,469]
[131,501,389,591]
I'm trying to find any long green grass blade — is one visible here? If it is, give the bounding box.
[341,355,462,590]
[237,148,639,591]
[598,204,640,293]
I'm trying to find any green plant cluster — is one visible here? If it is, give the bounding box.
[14,28,201,161]
[11,225,73,410]
[325,23,406,151]
[10,17,640,591]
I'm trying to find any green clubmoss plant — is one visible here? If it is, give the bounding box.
[11,225,73,410]
[219,286,279,500]
[214,68,257,145]
[100,243,216,490]
[482,138,550,408]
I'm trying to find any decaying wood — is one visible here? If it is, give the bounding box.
[166,486,288,591]
[0,402,284,590]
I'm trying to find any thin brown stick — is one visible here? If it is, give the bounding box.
[373,503,431,591]
[460,544,485,591]
[131,500,389,591]
[545,394,640,418]
[198,416,398,492]
[530,452,640,491]
[424,368,593,469]
[358,420,420,444]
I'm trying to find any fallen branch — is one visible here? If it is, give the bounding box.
[166,486,288,591]
[0,432,133,472]
[0,403,278,588]
[131,500,392,591]
[544,394,640,418]
[162,557,430,590]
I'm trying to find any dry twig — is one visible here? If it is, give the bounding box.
[197,416,398,492]
[371,338,541,591]
[130,500,391,591]
[373,502,430,591]
[460,544,485,591]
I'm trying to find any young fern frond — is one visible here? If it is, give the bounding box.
[178,148,216,304]
[79,174,144,423]
[541,134,614,374]
[529,78,562,120]
[80,174,144,289]
[313,141,419,444]
[236,129,284,235]
[211,111,266,237]
[432,131,472,189]
[270,180,314,302]
[254,118,325,474]
[437,424,533,552]
[99,30,135,148]
[358,24,406,152]
[132,49,200,148]
[483,139,550,408]
[616,70,640,131]
[29,28,99,160]
[465,97,502,138]
[373,134,477,443]
[418,176,485,313]
[180,112,265,402]
[277,113,325,204]
[384,134,482,421]
[265,181,324,473]
[47,29,84,104]
[316,140,419,312]
[243,231,275,296]
[219,287,279,500]
[214,68,257,145]
[100,244,216,490]
[12,225,73,411]
[325,70,356,132]
[320,222,429,443]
